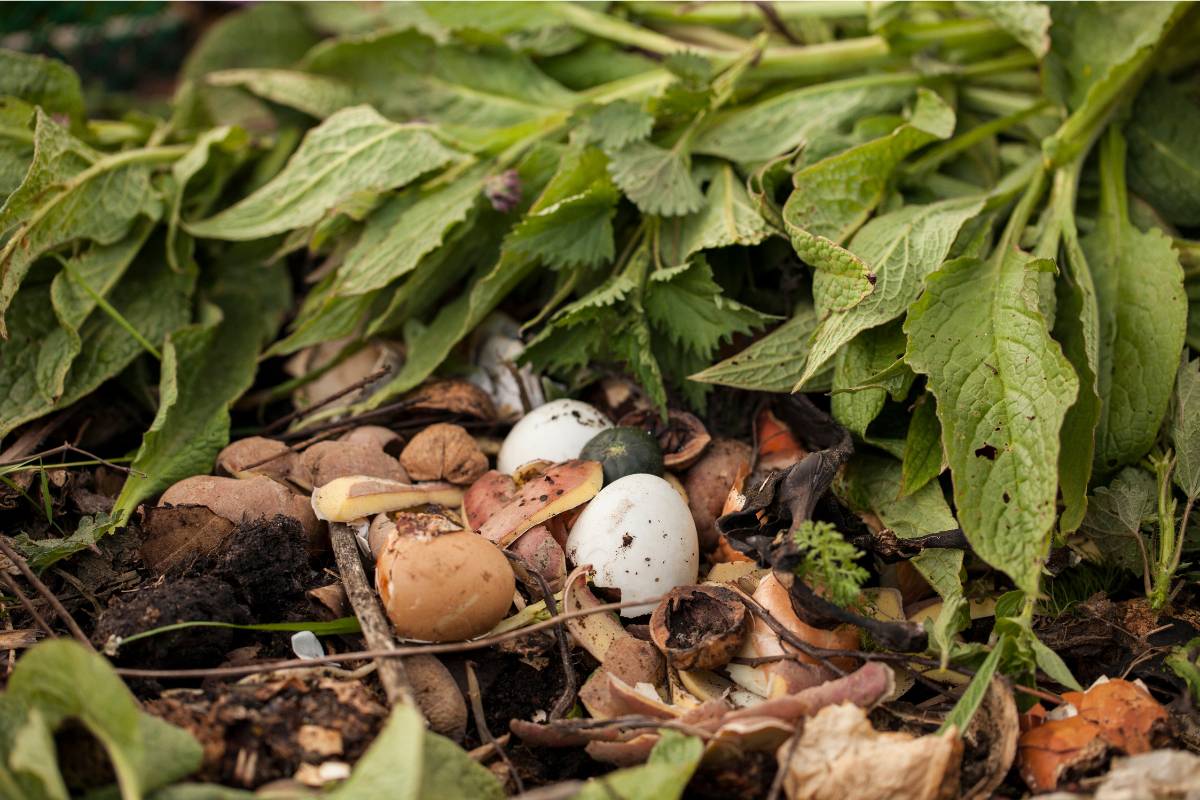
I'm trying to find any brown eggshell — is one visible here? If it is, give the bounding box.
[684,438,752,552]
[478,460,603,548]
[375,530,514,642]
[462,470,517,529]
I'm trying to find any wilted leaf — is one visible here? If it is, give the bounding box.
[691,303,831,393]
[1081,467,1156,574]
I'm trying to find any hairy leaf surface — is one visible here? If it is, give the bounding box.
[905,251,1078,594]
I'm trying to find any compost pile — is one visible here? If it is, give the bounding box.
[3,2,1200,798]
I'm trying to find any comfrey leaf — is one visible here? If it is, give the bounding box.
[795,195,985,388]
[113,249,291,523]
[0,50,85,125]
[204,68,357,119]
[831,320,913,439]
[1173,358,1200,500]
[905,251,1078,595]
[187,106,460,241]
[969,2,1051,58]
[336,163,487,296]
[902,392,945,496]
[0,111,163,334]
[692,75,916,165]
[1085,130,1186,474]
[1126,78,1200,228]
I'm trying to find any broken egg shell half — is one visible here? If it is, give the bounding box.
[375,529,515,642]
[566,473,699,618]
[497,399,613,475]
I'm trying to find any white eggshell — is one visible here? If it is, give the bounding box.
[566,473,699,617]
[497,399,612,474]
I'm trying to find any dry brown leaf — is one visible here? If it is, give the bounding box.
[778,703,962,800]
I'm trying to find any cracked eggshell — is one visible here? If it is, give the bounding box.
[566,473,698,617]
[497,399,613,475]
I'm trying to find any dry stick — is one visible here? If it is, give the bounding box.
[114,595,667,680]
[328,522,414,707]
[259,368,392,435]
[468,732,511,763]
[0,571,55,640]
[505,552,577,720]
[0,537,94,651]
[767,727,802,800]
[466,661,525,795]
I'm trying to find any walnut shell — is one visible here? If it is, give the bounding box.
[401,423,488,485]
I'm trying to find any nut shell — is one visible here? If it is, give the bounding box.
[375,530,514,642]
[400,423,488,485]
[650,584,749,670]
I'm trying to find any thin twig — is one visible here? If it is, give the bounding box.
[329,522,414,707]
[0,442,140,475]
[0,538,94,650]
[260,368,392,435]
[468,732,511,763]
[505,552,577,720]
[0,571,55,640]
[466,661,525,794]
[114,595,667,680]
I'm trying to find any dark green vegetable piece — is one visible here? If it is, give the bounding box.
[581,426,664,484]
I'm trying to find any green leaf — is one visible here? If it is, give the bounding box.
[575,100,654,151]
[336,164,486,295]
[575,730,703,800]
[939,636,1006,734]
[505,147,619,269]
[0,701,67,800]
[785,89,955,245]
[905,251,1079,595]
[1081,466,1156,574]
[187,106,459,241]
[0,51,84,125]
[1048,173,1102,535]
[7,640,202,799]
[113,251,291,523]
[792,520,868,608]
[692,75,915,165]
[835,452,961,595]
[0,111,163,334]
[831,320,912,439]
[1126,78,1200,229]
[969,2,1051,57]
[1043,2,1181,111]
[419,732,506,800]
[1030,634,1083,690]
[690,303,832,393]
[205,69,357,118]
[1084,130,1186,474]
[182,3,318,79]
[166,126,249,272]
[644,259,772,359]
[902,392,944,496]
[325,704,505,799]
[1166,638,1200,704]
[1172,358,1200,499]
[607,139,704,217]
[659,163,771,264]
[0,97,36,199]
[301,29,577,130]
[795,195,985,388]
[0,229,186,441]
[12,513,113,573]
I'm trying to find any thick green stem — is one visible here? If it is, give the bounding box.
[907,99,1050,178]
[626,1,867,25]
[1150,451,1178,611]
